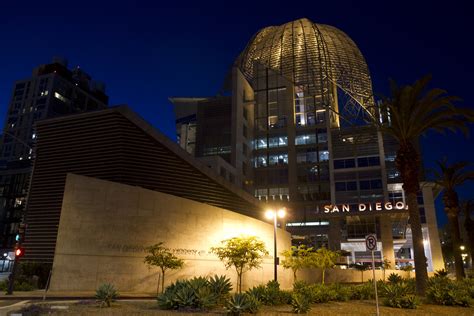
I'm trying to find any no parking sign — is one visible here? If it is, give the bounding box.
[365,234,377,251]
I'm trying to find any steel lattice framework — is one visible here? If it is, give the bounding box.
[236,18,374,121]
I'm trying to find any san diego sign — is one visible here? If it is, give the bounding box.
[323,201,407,214]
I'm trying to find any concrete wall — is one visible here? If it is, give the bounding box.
[50,174,292,293]
[298,268,421,284]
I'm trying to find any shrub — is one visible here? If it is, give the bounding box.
[387,273,403,284]
[434,269,449,278]
[381,283,419,309]
[328,283,351,301]
[383,293,420,309]
[426,277,471,307]
[291,292,311,314]
[208,274,232,301]
[245,280,291,305]
[349,282,374,300]
[95,283,118,308]
[225,293,259,315]
[157,275,232,311]
[293,280,308,292]
[307,284,331,303]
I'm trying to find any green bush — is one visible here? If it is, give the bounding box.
[95,283,118,308]
[208,274,232,301]
[293,280,308,292]
[0,276,37,292]
[225,293,260,315]
[434,269,449,278]
[157,275,232,311]
[381,283,419,309]
[349,282,375,300]
[426,277,471,307]
[328,283,351,301]
[291,292,311,314]
[387,273,403,284]
[245,280,291,305]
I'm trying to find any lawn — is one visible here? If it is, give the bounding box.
[10,300,474,316]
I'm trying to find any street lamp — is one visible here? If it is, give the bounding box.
[265,207,286,282]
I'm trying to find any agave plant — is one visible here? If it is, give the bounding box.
[387,273,403,284]
[291,293,311,314]
[208,275,232,300]
[434,269,449,278]
[95,283,118,308]
[226,293,252,315]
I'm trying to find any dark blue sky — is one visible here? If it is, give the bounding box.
[0,1,472,226]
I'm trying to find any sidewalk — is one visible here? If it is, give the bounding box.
[0,290,156,300]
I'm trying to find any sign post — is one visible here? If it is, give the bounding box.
[365,234,379,316]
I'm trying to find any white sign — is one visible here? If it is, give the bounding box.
[365,234,377,251]
[323,201,407,214]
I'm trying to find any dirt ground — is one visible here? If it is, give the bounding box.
[9,300,474,316]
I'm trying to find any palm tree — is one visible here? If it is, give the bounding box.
[368,75,474,295]
[433,160,474,279]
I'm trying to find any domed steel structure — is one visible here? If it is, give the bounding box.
[236,18,374,117]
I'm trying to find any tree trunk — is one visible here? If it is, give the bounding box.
[447,212,465,279]
[383,269,385,282]
[238,271,242,293]
[161,269,165,293]
[465,213,474,263]
[321,269,325,284]
[361,271,364,283]
[293,269,297,282]
[406,192,428,294]
[396,143,428,295]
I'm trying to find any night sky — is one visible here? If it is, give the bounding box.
[0,1,472,227]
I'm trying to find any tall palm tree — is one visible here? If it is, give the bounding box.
[433,160,474,279]
[368,75,474,295]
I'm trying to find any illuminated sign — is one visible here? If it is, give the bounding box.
[323,201,407,214]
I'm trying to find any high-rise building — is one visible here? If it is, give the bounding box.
[0,58,108,258]
[173,18,444,271]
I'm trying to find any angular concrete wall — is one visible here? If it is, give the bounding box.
[50,174,292,293]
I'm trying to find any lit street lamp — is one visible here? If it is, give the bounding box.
[265,207,286,282]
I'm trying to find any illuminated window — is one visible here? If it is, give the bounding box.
[54,92,68,103]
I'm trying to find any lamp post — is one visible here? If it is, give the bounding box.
[265,207,286,282]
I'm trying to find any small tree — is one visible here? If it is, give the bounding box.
[281,245,314,282]
[312,247,340,284]
[381,257,392,281]
[144,242,184,293]
[354,263,369,283]
[211,236,268,293]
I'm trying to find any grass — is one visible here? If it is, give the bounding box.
[12,300,474,316]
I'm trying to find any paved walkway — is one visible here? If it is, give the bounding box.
[0,290,156,300]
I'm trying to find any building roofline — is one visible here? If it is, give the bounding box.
[35,105,262,211]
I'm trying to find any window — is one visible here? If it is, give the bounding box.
[254,136,288,149]
[419,207,426,224]
[335,181,357,191]
[417,191,424,205]
[334,158,356,169]
[359,179,383,190]
[319,150,329,161]
[297,150,318,164]
[243,125,248,138]
[54,92,68,103]
[357,156,380,167]
[243,143,248,156]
